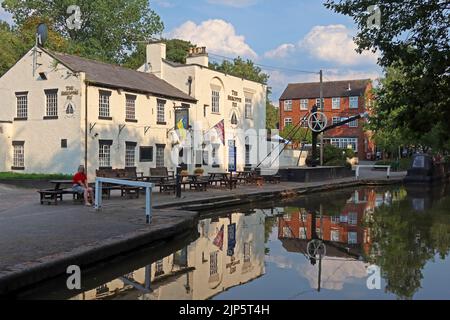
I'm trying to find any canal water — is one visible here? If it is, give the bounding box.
[22,184,450,300]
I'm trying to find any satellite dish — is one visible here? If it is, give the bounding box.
[36,23,48,46]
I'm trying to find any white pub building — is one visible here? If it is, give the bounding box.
[0,43,267,179]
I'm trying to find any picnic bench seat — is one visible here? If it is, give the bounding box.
[38,188,83,205]
[96,168,140,199]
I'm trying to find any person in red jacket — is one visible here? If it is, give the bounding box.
[72,165,94,206]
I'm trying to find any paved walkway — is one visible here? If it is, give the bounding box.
[0,169,405,294]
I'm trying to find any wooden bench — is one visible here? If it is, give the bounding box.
[38,189,84,205]
[96,168,140,199]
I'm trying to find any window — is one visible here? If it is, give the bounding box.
[331,230,340,242]
[140,146,153,162]
[284,117,293,127]
[301,119,308,128]
[245,145,251,166]
[99,140,112,168]
[99,90,111,118]
[155,259,164,276]
[212,144,220,167]
[301,213,308,222]
[212,90,220,113]
[203,149,209,166]
[61,139,68,149]
[283,214,291,221]
[330,138,358,152]
[349,212,358,225]
[332,117,340,125]
[244,242,252,263]
[316,98,324,109]
[210,251,218,276]
[350,96,359,109]
[283,227,293,238]
[348,119,358,128]
[299,227,307,240]
[125,142,136,167]
[332,97,341,109]
[245,97,253,119]
[156,144,165,168]
[16,92,28,119]
[12,141,25,169]
[125,94,136,121]
[300,99,308,110]
[348,232,358,244]
[331,216,340,224]
[44,89,58,117]
[157,99,166,124]
[284,100,292,111]
[340,215,348,223]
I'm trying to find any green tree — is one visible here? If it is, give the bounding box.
[3,0,164,63]
[210,57,269,84]
[325,0,450,147]
[266,103,279,130]
[280,124,312,144]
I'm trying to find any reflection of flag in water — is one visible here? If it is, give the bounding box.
[213,120,225,145]
[213,225,224,250]
[177,118,187,141]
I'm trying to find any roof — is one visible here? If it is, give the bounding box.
[280,79,371,100]
[45,49,196,103]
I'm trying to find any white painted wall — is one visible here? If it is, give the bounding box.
[0,48,83,174]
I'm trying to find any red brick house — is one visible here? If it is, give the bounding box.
[279,79,376,160]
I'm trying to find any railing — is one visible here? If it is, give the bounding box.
[355,165,391,180]
[94,178,155,224]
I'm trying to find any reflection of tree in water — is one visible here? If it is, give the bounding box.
[264,217,278,255]
[366,190,450,300]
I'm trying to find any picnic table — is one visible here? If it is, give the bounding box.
[49,180,74,190]
[208,172,237,189]
[38,180,82,205]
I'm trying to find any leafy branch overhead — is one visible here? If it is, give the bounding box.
[325,0,450,151]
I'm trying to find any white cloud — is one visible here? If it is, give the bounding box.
[206,0,258,7]
[168,19,257,59]
[299,24,379,66]
[264,43,296,59]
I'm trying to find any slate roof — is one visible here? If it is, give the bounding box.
[45,49,196,103]
[280,79,371,100]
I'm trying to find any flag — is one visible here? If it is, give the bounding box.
[213,120,225,145]
[213,225,224,250]
[177,118,187,141]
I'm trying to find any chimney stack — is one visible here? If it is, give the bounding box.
[145,42,166,78]
[186,46,209,67]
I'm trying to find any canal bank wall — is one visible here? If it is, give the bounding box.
[0,176,404,296]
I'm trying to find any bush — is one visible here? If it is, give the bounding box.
[0,172,72,180]
[323,144,354,164]
[375,158,411,171]
[324,159,351,169]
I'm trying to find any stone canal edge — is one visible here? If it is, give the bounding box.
[0,178,402,296]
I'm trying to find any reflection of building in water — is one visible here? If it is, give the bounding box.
[72,212,265,300]
[278,189,381,258]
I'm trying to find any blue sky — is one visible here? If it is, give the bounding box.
[0,0,382,101]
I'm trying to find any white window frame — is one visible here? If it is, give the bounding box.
[16,93,28,119]
[284,100,292,111]
[331,230,340,242]
[348,232,358,244]
[212,90,220,113]
[283,227,293,238]
[316,98,324,110]
[245,97,253,119]
[348,119,358,128]
[99,143,111,167]
[157,100,165,123]
[300,99,308,110]
[332,117,340,125]
[299,227,307,240]
[284,117,293,127]
[348,212,358,225]
[125,95,136,120]
[99,91,110,118]
[156,145,165,168]
[45,90,58,117]
[125,143,136,167]
[330,138,358,152]
[350,96,359,109]
[332,97,341,110]
[13,144,25,168]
